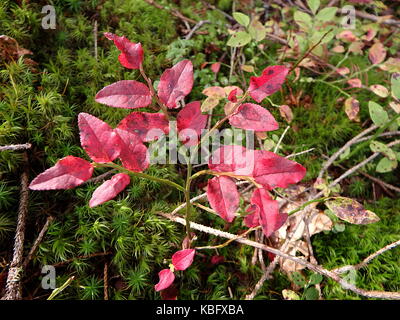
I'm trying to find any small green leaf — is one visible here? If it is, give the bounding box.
[282,289,301,300]
[315,7,338,21]
[227,31,251,47]
[339,146,351,160]
[369,101,389,126]
[370,84,389,98]
[309,273,323,285]
[391,73,400,100]
[292,271,306,287]
[307,0,320,15]
[376,157,398,173]
[370,141,397,160]
[248,19,267,42]
[263,139,275,151]
[295,34,308,52]
[201,96,220,112]
[233,12,250,27]
[333,222,346,232]
[304,286,319,300]
[294,11,313,31]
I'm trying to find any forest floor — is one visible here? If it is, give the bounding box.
[0,0,399,300]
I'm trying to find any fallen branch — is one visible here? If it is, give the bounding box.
[2,152,29,300]
[104,262,109,300]
[0,143,31,152]
[93,20,98,61]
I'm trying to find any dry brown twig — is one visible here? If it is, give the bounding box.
[359,171,400,194]
[185,20,211,40]
[104,262,109,300]
[0,143,31,152]
[2,152,29,300]
[93,20,98,61]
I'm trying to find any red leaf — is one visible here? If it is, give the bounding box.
[208,146,306,190]
[208,145,255,176]
[347,78,362,88]
[267,252,276,261]
[29,156,93,190]
[158,60,193,109]
[229,103,279,132]
[78,113,121,163]
[206,176,239,222]
[243,205,260,228]
[253,150,306,189]
[117,112,169,142]
[211,62,221,74]
[248,66,289,103]
[155,269,175,292]
[227,88,238,102]
[95,80,152,109]
[177,101,208,146]
[250,188,287,237]
[171,249,196,271]
[210,255,225,265]
[89,173,130,207]
[104,32,143,69]
[115,128,149,172]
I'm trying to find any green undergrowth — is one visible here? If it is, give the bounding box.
[0,0,399,300]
